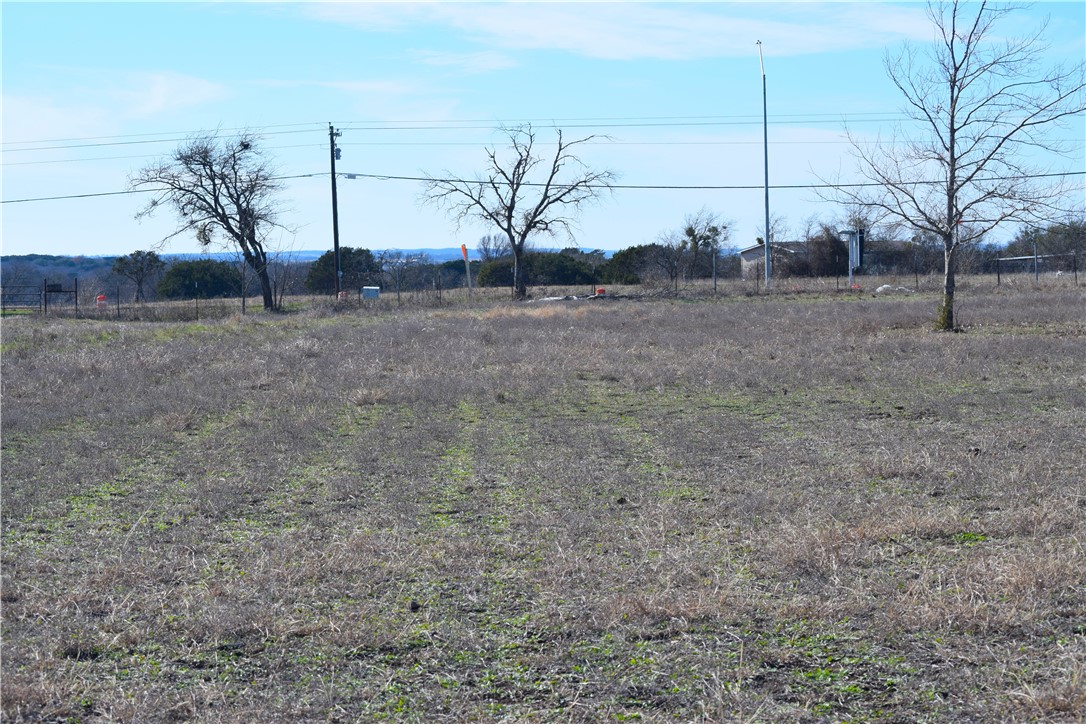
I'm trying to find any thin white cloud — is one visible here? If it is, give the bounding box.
[110,71,229,118]
[1,95,115,144]
[2,70,228,140]
[304,2,933,61]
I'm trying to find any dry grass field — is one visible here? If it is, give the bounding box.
[2,282,1084,722]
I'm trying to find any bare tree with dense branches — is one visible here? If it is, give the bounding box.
[476,233,512,262]
[652,233,687,291]
[680,208,730,279]
[423,125,616,300]
[834,0,1084,329]
[131,133,287,310]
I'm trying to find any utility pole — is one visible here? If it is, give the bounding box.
[329,124,343,295]
[757,40,771,290]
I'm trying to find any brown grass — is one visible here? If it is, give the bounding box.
[2,284,1084,721]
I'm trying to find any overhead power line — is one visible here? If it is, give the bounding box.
[0,139,871,169]
[1,128,324,154]
[6,113,1080,172]
[0,173,323,205]
[1,113,903,149]
[6,136,1082,169]
[335,117,909,133]
[0,121,327,147]
[3,113,917,154]
[339,111,904,125]
[2,143,328,168]
[342,169,1086,191]
[4,170,1081,206]
[6,137,1082,169]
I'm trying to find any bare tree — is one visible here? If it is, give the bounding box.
[681,208,730,279]
[423,125,616,300]
[268,249,306,311]
[1,260,36,287]
[755,213,790,248]
[1007,215,1086,257]
[476,233,511,262]
[652,209,731,287]
[380,250,428,305]
[651,235,686,291]
[130,133,287,310]
[834,0,1084,329]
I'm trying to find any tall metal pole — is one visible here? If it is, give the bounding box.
[329,124,342,295]
[757,40,771,290]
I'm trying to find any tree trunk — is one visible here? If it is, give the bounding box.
[936,244,956,331]
[511,246,527,300]
[257,264,275,310]
[243,240,276,311]
[245,251,275,310]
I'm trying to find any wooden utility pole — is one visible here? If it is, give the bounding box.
[329,124,342,294]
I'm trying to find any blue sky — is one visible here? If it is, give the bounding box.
[2,1,1083,258]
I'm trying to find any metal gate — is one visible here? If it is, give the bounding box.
[1,285,42,313]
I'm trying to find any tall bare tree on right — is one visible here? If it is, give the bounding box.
[837,1,1083,330]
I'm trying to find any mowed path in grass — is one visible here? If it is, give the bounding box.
[3,288,1084,721]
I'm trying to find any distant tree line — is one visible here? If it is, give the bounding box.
[157,259,242,300]
[1002,218,1086,261]
[4,217,1080,306]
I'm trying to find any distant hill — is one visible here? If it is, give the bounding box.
[1,254,118,284]
[166,248,482,263]
[2,248,471,266]
[0,249,468,284]
[2,247,615,281]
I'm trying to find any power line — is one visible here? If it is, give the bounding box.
[3,113,913,154]
[342,111,903,125]
[1,113,903,148]
[1,128,324,154]
[1,143,328,168]
[6,135,1082,169]
[7,137,1082,169]
[7,110,1083,154]
[0,173,323,204]
[7,170,1080,205]
[0,139,865,168]
[343,169,1086,191]
[0,122,327,148]
[336,117,909,134]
